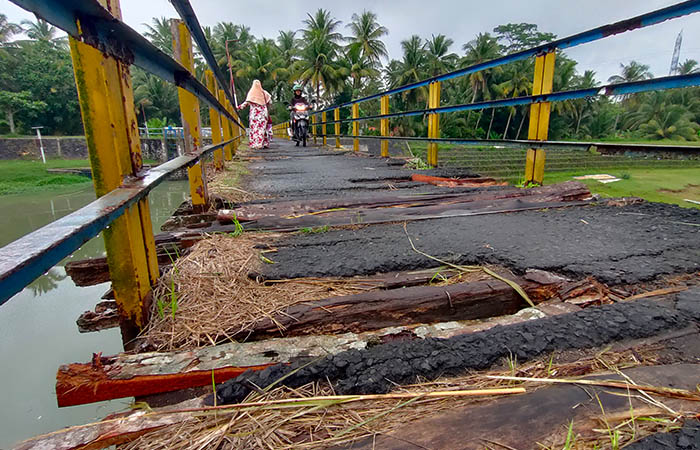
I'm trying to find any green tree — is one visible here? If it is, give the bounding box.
[493,23,556,53]
[608,61,652,83]
[133,68,180,126]
[462,33,501,128]
[346,11,388,64]
[639,103,698,140]
[496,60,532,138]
[294,9,346,103]
[144,17,173,53]
[679,59,699,75]
[0,90,46,133]
[425,34,457,77]
[0,13,21,45]
[386,35,427,105]
[2,40,81,134]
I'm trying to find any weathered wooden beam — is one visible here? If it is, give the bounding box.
[65,251,178,287]
[220,181,590,223]
[77,300,119,333]
[56,287,582,408]
[244,271,581,339]
[410,173,504,187]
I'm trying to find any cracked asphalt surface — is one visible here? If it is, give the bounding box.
[242,141,699,285]
[262,202,699,285]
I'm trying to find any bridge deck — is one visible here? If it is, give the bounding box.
[31,138,700,449]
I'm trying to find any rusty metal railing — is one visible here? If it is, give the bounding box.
[306,0,700,183]
[0,0,244,339]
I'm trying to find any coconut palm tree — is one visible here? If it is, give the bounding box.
[462,33,501,103]
[20,18,66,48]
[143,17,173,53]
[497,60,532,138]
[346,10,388,65]
[679,59,699,75]
[608,61,652,84]
[462,33,501,127]
[295,9,345,103]
[639,103,698,140]
[344,44,380,92]
[133,68,180,125]
[235,39,280,95]
[568,70,599,136]
[0,14,21,45]
[385,35,427,106]
[425,34,457,77]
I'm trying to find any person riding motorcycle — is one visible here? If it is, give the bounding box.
[288,84,311,145]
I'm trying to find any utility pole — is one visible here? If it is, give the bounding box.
[31,126,45,164]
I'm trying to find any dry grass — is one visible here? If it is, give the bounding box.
[142,233,380,351]
[208,154,262,204]
[117,348,694,450]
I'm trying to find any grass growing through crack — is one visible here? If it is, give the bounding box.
[299,225,330,234]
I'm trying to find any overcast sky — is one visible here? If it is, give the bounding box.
[2,0,700,82]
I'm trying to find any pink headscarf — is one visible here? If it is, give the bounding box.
[245,80,271,106]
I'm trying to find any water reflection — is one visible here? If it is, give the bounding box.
[0,179,189,447]
[26,267,67,297]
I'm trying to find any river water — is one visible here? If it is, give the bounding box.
[0,180,189,448]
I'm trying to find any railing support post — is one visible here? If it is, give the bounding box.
[218,89,233,160]
[352,104,359,151]
[312,114,317,145]
[334,107,341,148]
[171,19,209,211]
[322,111,327,146]
[68,0,158,341]
[380,95,389,157]
[427,81,441,166]
[525,51,556,185]
[205,70,224,170]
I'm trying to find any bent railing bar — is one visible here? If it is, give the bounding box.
[0,138,235,306]
[10,0,245,130]
[170,0,235,107]
[311,0,700,114]
[312,73,700,126]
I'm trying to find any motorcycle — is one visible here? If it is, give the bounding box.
[289,102,310,147]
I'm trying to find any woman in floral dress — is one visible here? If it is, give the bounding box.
[238,80,271,149]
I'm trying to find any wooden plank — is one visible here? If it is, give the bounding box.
[65,251,177,287]
[219,181,590,223]
[243,273,580,339]
[344,363,700,450]
[55,283,584,408]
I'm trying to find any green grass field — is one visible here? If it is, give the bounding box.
[545,168,700,209]
[0,159,92,195]
[405,142,700,209]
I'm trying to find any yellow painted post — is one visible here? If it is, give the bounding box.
[171,19,208,211]
[352,104,359,152]
[205,71,224,170]
[217,89,233,159]
[68,0,158,339]
[312,114,317,145]
[322,111,327,146]
[380,95,389,157]
[525,51,556,185]
[334,108,341,148]
[427,81,442,166]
